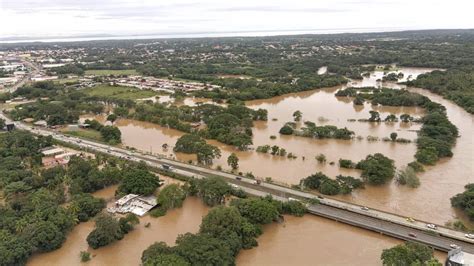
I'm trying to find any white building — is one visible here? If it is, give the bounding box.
[108,194,157,216]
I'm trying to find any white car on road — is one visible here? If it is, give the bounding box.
[465,233,474,239]
[426,224,437,230]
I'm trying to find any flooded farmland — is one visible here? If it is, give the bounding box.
[39,67,472,265]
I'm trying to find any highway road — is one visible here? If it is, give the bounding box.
[2,114,473,253]
[7,59,41,93]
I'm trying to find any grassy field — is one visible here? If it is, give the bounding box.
[54,78,79,84]
[84,85,157,100]
[63,129,103,142]
[85,69,138,76]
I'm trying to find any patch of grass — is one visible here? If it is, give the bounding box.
[85,69,137,76]
[54,78,79,84]
[84,85,157,100]
[64,129,103,142]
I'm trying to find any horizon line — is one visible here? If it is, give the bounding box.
[1,27,473,44]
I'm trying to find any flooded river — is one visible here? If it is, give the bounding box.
[82,67,473,225]
[37,67,471,265]
[84,67,474,225]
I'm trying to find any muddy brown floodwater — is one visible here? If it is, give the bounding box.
[28,185,210,266]
[87,67,473,225]
[41,67,470,265]
[237,215,446,266]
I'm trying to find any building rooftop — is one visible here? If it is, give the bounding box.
[447,248,474,265]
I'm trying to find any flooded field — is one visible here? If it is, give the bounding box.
[45,67,471,265]
[28,188,210,266]
[81,67,474,225]
[27,186,447,266]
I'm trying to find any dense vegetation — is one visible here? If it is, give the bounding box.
[407,67,474,114]
[150,184,187,217]
[381,242,441,266]
[280,121,354,140]
[450,184,474,221]
[340,87,458,166]
[301,172,364,195]
[174,134,221,165]
[87,213,139,249]
[356,153,396,185]
[117,161,162,196]
[0,132,86,265]
[84,119,122,144]
[133,102,266,149]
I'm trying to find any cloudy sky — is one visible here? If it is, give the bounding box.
[1,0,473,39]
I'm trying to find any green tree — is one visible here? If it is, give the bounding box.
[315,153,327,163]
[144,254,190,266]
[397,167,420,188]
[87,213,124,249]
[451,184,474,221]
[279,124,294,135]
[356,153,395,185]
[119,213,140,234]
[319,179,341,195]
[141,242,173,264]
[390,132,398,141]
[200,206,261,253]
[191,177,231,206]
[157,184,187,211]
[415,147,439,165]
[107,113,118,123]
[0,230,32,266]
[400,114,413,123]
[232,198,279,224]
[174,233,234,266]
[23,221,65,252]
[118,163,161,196]
[100,125,122,144]
[369,111,381,122]
[70,193,106,222]
[381,242,440,266]
[80,251,91,262]
[227,153,239,170]
[293,110,302,122]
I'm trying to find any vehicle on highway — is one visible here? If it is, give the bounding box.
[408,233,417,238]
[253,180,261,185]
[426,223,437,230]
[317,195,324,199]
[235,176,242,180]
[450,244,460,249]
[465,233,474,239]
[231,184,239,189]
[161,164,174,171]
[406,217,415,223]
[361,206,369,211]
[288,197,300,202]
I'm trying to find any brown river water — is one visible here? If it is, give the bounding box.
[28,67,468,265]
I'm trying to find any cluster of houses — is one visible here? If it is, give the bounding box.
[108,75,220,93]
[0,54,26,89]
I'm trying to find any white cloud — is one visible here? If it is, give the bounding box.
[0,0,472,39]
